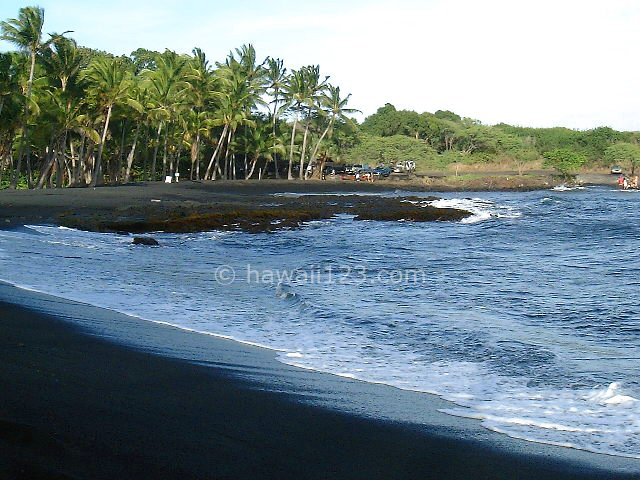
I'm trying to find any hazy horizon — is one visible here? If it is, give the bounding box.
[2,0,640,131]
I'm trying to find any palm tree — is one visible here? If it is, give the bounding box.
[144,50,189,179]
[185,48,215,179]
[0,52,21,118]
[204,53,262,180]
[297,66,328,180]
[305,85,359,179]
[265,57,286,178]
[1,6,46,188]
[283,68,304,180]
[185,110,212,180]
[42,35,82,93]
[217,45,266,180]
[216,72,257,179]
[244,124,285,179]
[38,35,85,186]
[1,5,369,189]
[283,66,328,180]
[36,92,99,188]
[122,81,150,183]
[82,57,137,186]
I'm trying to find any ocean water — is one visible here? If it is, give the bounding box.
[0,186,639,459]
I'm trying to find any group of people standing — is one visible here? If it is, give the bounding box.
[618,174,639,190]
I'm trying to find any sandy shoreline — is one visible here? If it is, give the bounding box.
[1,282,639,479]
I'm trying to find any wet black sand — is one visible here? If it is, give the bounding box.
[1,283,639,480]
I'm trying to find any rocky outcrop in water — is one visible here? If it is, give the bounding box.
[60,195,471,234]
[132,236,160,246]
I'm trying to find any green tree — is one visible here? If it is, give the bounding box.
[1,6,47,188]
[284,65,328,180]
[204,55,260,180]
[306,85,359,178]
[244,123,284,179]
[144,50,188,179]
[185,47,215,180]
[1,5,363,188]
[543,148,586,179]
[0,52,21,118]
[42,35,82,93]
[605,143,640,175]
[82,57,136,186]
[266,57,287,178]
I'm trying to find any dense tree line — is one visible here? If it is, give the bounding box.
[3,7,639,189]
[0,6,358,188]
[347,103,640,175]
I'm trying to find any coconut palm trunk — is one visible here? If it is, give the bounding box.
[272,104,280,179]
[246,153,259,180]
[205,124,228,180]
[299,117,310,180]
[91,103,113,187]
[124,123,141,183]
[116,122,126,183]
[306,117,334,179]
[161,123,169,178]
[150,122,162,180]
[55,144,63,188]
[223,128,234,180]
[190,132,199,180]
[36,141,55,189]
[11,50,36,189]
[56,130,68,188]
[245,155,258,180]
[287,113,298,180]
[69,140,76,184]
[75,135,86,186]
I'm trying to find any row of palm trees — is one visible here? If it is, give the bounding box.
[0,6,358,189]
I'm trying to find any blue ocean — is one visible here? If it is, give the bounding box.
[1,186,638,458]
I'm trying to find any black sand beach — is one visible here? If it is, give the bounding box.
[1,282,639,480]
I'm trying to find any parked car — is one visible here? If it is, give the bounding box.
[373,166,392,177]
[611,165,623,174]
[324,164,346,175]
[393,160,416,173]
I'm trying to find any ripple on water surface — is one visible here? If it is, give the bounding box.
[0,187,639,459]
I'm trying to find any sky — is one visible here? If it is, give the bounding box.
[2,0,640,130]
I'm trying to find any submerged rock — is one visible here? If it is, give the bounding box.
[353,205,471,222]
[132,236,159,246]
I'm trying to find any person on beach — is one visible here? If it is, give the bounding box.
[631,175,639,189]
[618,174,625,188]
[623,176,629,189]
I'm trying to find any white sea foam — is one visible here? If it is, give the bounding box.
[1,199,639,461]
[552,185,586,192]
[273,192,522,225]
[441,381,640,459]
[285,352,304,358]
[280,353,640,459]
[428,198,521,223]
